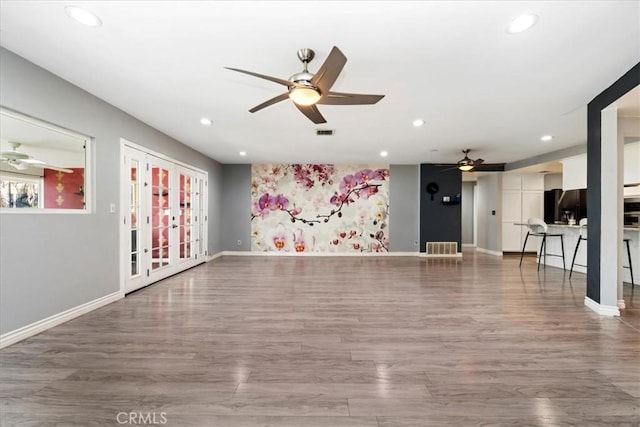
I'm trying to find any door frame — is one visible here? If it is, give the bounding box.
[119,138,208,294]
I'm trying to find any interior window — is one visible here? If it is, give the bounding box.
[0,108,91,212]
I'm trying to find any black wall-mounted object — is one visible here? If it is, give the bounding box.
[419,165,462,252]
[426,182,439,201]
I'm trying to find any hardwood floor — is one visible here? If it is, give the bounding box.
[1,250,638,426]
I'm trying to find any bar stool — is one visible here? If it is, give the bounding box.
[519,218,565,271]
[569,218,588,278]
[569,218,635,285]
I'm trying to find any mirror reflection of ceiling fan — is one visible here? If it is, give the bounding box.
[225,46,385,124]
[0,142,73,173]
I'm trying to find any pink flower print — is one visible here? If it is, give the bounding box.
[266,223,290,251]
[330,192,348,207]
[359,185,379,200]
[290,205,302,216]
[253,193,272,218]
[374,169,389,181]
[355,169,374,183]
[353,243,360,250]
[304,178,314,190]
[269,194,289,211]
[339,174,357,193]
[258,193,271,210]
[293,229,306,252]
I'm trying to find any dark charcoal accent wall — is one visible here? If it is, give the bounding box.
[586,62,640,303]
[419,164,462,252]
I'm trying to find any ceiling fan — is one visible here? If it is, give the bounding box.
[438,149,486,172]
[225,46,385,124]
[0,142,73,173]
[456,149,484,171]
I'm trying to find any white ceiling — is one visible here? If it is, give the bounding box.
[0,1,638,165]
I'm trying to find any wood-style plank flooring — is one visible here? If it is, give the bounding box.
[1,250,639,426]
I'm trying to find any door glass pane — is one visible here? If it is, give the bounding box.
[180,173,194,261]
[130,162,140,277]
[151,166,170,271]
[198,178,205,255]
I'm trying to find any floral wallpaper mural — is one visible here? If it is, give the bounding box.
[251,164,390,253]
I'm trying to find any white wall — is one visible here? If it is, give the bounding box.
[544,173,563,190]
[476,174,502,254]
[461,182,474,245]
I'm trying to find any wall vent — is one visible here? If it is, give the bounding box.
[425,242,458,257]
[316,129,334,136]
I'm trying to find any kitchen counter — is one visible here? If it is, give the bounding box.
[538,224,639,284]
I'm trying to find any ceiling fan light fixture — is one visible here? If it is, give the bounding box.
[458,164,474,172]
[289,86,321,106]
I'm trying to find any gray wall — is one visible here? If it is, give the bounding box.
[461,182,475,245]
[221,164,251,251]
[0,47,223,335]
[389,165,420,252]
[476,174,501,253]
[544,173,563,191]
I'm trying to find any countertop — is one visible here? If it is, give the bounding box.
[514,222,639,231]
[546,224,639,231]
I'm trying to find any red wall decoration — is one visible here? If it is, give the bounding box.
[43,168,84,209]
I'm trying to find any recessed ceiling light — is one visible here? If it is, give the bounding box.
[540,135,553,142]
[508,13,538,34]
[239,151,247,157]
[379,151,388,157]
[412,119,425,127]
[64,6,102,27]
[200,117,212,126]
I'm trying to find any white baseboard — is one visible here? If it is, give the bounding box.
[216,250,419,257]
[476,247,504,257]
[584,296,620,317]
[462,243,476,248]
[0,291,124,349]
[617,299,626,310]
[206,252,225,262]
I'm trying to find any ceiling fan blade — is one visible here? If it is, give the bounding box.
[249,92,290,113]
[319,92,385,105]
[294,104,326,124]
[224,67,294,87]
[474,158,485,165]
[31,163,74,173]
[439,165,461,172]
[311,46,347,94]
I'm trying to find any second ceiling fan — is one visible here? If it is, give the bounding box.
[225,46,384,124]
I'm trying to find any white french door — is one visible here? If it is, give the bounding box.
[122,144,207,294]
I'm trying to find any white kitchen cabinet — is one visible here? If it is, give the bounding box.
[501,174,544,252]
[624,141,640,185]
[561,154,587,190]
